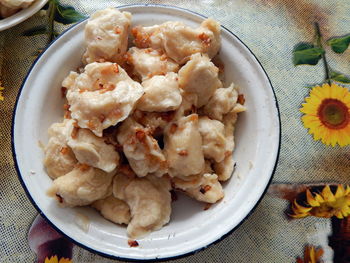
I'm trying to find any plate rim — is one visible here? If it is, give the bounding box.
[11,3,281,261]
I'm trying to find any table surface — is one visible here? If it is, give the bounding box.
[1,0,349,262]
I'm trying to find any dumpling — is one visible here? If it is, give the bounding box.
[213,155,235,182]
[202,83,246,121]
[124,47,179,81]
[163,114,205,177]
[132,18,221,64]
[47,166,114,207]
[44,119,77,179]
[137,73,182,112]
[198,116,227,163]
[213,111,238,181]
[173,172,224,203]
[0,0,33,10]
[173,91,197,121]
[178,53,221,107]
[67,128,119,173]
[91,195,131,225]
[117,118,167,177]
[83,8,131,64]
[113,173,171,238]
[133,110,175,132]
[0,4,18,18]
[44,138,77,179]
[64,62,144,137]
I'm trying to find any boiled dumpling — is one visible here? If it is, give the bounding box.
[92,195,131,225]
[132,18,221,64]
[67,128,119,173]
[178,53,221,107]
[137,72,182,112]
[117,118,167,177]
[113,173,171,238]
[202,83,246,121]
[198,116,227,163]
[44,119,77,179]
[163,114,205,177]
[124,47,179,81]
[83,8,131,64]
[47,166,115,207]
[64,62,144,137]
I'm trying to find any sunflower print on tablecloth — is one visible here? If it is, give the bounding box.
[300,83,350,147]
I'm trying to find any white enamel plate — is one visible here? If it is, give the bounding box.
[0,0,48,31]
[12,4,280,261]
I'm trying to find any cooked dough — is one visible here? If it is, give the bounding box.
[164,114,205,177]
[47,166,114,207]
[67,128,119,173]
[213,111,238,181]
[213,155,235,181]
[83,8,131,64]
[125,47,179,81]
[202,83,246,121]
[173,173,224,203]
[0,4,18,18]
[132,18,221,64]
[44,120,77,179]
[173,91,197,121]
[133,110,175,131]
[64,62,144,137]
[113,173,171,238]
[137,73,182,112]
[178,53,221,107]
[92,195,131,225]
[44,138,77,180]
[0,0,33,8]
[198,116,227,163]
[117,118,167,177]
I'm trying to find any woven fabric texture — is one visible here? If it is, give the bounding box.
[1,0,349,262]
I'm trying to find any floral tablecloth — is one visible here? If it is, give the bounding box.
[1,0,349,262]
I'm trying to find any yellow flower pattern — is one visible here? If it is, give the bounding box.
[291,185,350,219]
[300,83,350,147]
[44,255,72,263]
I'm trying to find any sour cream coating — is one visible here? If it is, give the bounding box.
[137,72,182,112]
[178,53,221,107]
[117,118,167,177]
[132,18,221,64]
[64,62,144,137]
[164,114,205,177]
[92,195,131,225]
[113,173,171,238]
[47,166,114,207]
[125,47,179,81]
[83,8,131,64]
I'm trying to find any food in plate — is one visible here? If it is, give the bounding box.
[0,0,35,18]
[44,7,246,239]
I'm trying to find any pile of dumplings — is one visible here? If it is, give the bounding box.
[0,0,35,18]
[44,7,246,239]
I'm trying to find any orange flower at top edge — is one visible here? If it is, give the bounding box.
[44,255,72,263]
[296,245,324,263]
[300,83,350,147]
